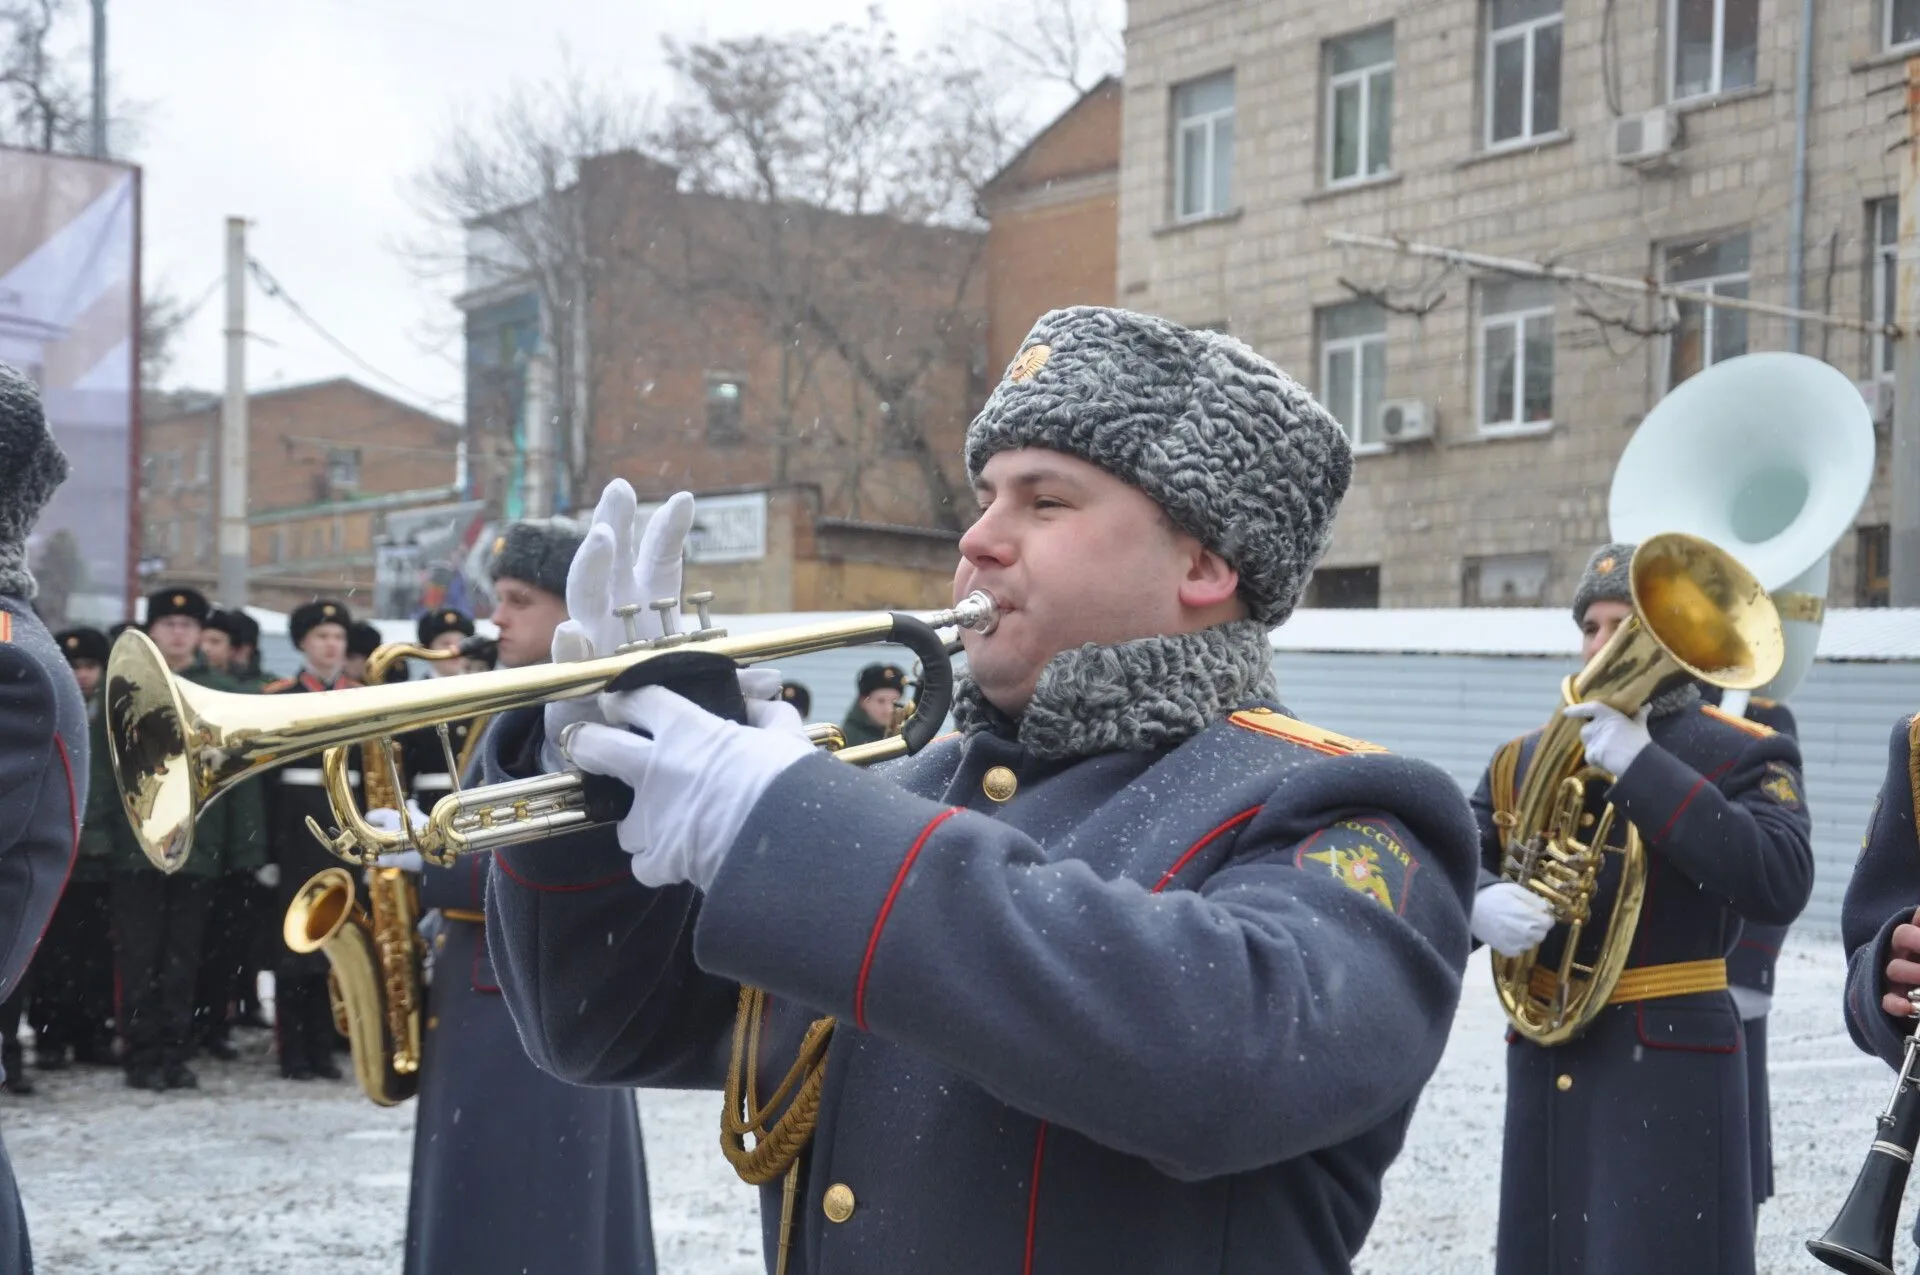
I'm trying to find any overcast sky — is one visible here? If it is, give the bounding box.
[107,0,1115,421]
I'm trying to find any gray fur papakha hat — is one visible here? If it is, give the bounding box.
[1572,542,1636,623]
[0,363,71,601]
[488,517,586,599]
[964,307,1352,628]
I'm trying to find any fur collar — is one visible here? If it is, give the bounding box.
[951,619,1278,762]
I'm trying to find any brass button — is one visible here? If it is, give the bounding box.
[822,1183,856,1223]
[1556,1073,1573,1092]
[982,766,1018,803]
[435,934,447,951]
[427,1016,439,1032]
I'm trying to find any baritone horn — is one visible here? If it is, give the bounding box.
[106,592,998,873]
[1492,533,1783,1045]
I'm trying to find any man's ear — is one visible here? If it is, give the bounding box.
[1179,546,1242,612]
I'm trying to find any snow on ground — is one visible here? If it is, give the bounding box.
[0,930,1906,1274]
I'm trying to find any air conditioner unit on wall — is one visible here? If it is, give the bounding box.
[1612,108,1677,166]
[1375,399,1433,443]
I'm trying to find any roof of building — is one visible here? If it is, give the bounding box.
[980,75,1122,202]
[145,377,459,429]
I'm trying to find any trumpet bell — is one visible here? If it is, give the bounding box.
[1628,532,1784,695]
[105,629,210,874]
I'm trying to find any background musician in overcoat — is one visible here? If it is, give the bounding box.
[193,607,272,1061]
[1468,544,1815,1275]
[107,586,259,1091]
[1701,683,1801,1211]
[1838,709,1920,1257]
[0,363,87,1269]
[484,307,1482,1275]
[374,523,654,1275]
[30,627,116,1071]
[262,599,357,1081]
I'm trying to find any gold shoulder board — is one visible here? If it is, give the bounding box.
[1229,707,1388,756]
[262,677,295,693]
[1701,704,1774,738]
[0,613,11,642]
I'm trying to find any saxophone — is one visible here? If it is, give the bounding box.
[283,641,459,1106]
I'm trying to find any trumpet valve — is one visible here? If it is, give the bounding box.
[688,591,725,640]
[650,597,689,648]
[613,604,648,656]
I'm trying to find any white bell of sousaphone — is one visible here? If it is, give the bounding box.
[1609,352,1876,708]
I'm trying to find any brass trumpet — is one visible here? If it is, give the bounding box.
[106,593,997,873]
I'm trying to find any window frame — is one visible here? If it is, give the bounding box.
[1889,0,1920,51]
[1475,281,1557,437]
[1663,235,1751,391]
[1668,0,1758,103]
[705,373,747,445]
[1325,29,1396,187]
[326,446,361,493]
[1317,302,1390,452]
[1874,199,1899,381]
[1462,551,1554,606]
[1172,71,1236,222]
[1485,3,1564,149]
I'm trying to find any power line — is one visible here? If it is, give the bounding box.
[244,256,463,410]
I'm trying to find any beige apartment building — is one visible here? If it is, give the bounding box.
[1120,0,1914,606]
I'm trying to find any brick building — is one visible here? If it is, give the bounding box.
[980,77,1122,373]
[141,379,464,615]
[455,150,988,610]
[1120,0,1906,607]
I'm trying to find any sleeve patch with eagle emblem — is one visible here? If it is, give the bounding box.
[1294,818,1420,914]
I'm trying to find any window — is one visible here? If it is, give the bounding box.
[1478,277,1555,433]
[195,517,212,564]
[1463,552,1553,606]
[1487,0,1562,147]
[1305,566,1380,608]
[326,447,360,493]
[1173,72,1235,221]
[1670,0,1757,102]
[1860,525,1891,607]
[195,440,211,486]
[1875,200,1899,380]
[1326,27,1395,185]
[1891,0,1920,49]
[706,374,745,443]
[1666,233,1750,388]
[269,530,285,564]
[1318,301,1389,449]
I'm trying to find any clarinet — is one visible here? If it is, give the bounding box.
[1810,989,1920,1275]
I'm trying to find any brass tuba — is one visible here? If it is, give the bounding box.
[282,640,460,1107]
[105,593,996,874]
[1491,533,1783,1045]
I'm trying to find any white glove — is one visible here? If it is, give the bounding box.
[544,482,697,768]
[363,804,428,872]
[1470,882,1555,957]
[254,863,281,889]
[562,685,814,891]
[1729,986,1772,1021]
[1561,701,1653,776]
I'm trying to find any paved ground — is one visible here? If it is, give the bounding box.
[0,930,1900,1274]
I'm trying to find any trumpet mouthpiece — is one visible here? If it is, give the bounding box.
[944,591,999,636]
